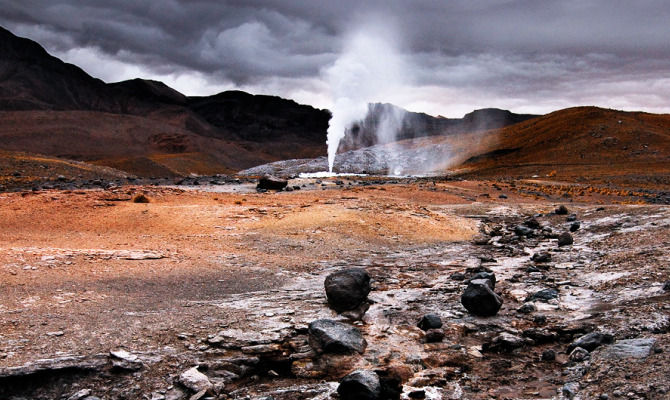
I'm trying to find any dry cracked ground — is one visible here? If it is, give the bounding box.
[0,178,668,400]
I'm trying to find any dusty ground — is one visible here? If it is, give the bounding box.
[0,178,668,399]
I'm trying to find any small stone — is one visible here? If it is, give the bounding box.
[525,288,559,302]
[569,346,590,361]
[599,394,609,400]
[557,232,573,246]
[67,389,91,400]
[337,370,381,400]
[417,313,442,331]
[178,367,213,393]
[555,205,569,215]
[408,389,426,398]
[541,349,556,361]
[46,331,64,337]
[110,349,143,370]
[531,252,552,263]
[450,271,466,281]
[424,329,444,343]
[566,214,577,222]
[567,331,614,353]
[663,281,670,291]
[517,303,536,314]
[482,332,525,353]
[257,175,287,191]
[570,222,581,232]
[469,271,496,289]
[562,382,579,399]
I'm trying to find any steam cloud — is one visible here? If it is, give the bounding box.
[324,25,408,172]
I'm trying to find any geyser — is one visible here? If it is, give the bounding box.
[325,26,407,172]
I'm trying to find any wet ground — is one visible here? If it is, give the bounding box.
[0,178,668,399]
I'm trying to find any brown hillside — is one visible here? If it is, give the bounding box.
[457,107,670,184]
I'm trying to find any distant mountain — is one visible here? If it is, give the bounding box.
[0,25,538,177]
[337,103,538,152]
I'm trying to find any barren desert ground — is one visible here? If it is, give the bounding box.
[1,178,668,399]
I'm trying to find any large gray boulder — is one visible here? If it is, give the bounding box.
[324,268,371,312]
[308,319,367,354]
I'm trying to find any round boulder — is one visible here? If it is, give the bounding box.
[417,313,443,331]
[338,370,381,400]
[461,279,503,317]
[324,268,371,312]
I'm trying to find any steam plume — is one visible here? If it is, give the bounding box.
[325,25,407,172]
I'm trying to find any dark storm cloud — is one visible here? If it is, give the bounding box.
[1,0,668,114]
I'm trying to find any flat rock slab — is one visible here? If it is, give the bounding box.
[597,338,656,359]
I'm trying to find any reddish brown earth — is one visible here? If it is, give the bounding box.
[0,179,668,399]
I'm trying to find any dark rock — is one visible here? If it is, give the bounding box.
[517,303,536,314]
[663,281,670,291]
[417,314,442,331]
[531,252,552,263]
[473,235,490,245]
[424,329,444,343]
[523,328,558,343]
[461,279,503,317]
[514,224,535,237]
[566,214,578,222]
[482,332,525,353]
[408,390,426,398]
[308,319,367,354]
[557,232,574,246]
[337,370,381,400]
[555,205,569,215]
[569,222,581,232]
[524,217,541,229]
[498,194,507,199]
[257,175,288,191]
[534,315,548,325]
[469,271,496,289]
[450,272,466,281]
[324,268,371,312]
[542,349,556,361]
[567,332,614,353]
[525,288,559,302]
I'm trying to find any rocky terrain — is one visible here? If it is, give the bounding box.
[0,178,668,399]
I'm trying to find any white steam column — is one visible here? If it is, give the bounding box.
[324,26,406,173]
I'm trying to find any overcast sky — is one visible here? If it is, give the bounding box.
[1,0,669,117]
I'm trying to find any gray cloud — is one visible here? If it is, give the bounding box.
[1,0,668,116]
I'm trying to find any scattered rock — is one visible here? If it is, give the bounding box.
[469,271,496,289]
[178,366,213,393]
[555,205,569,215]
[517,303,536,314]
[570,221,581,232]
[531,252,552,263]
[525,288,559,302]
[324,268,371,312]
[514,224,535,237]
[569,346,590,361]
[663,281,670,291]
[67,389,92,400]
[109,349,143,371]
[424,329,445,343]
[461,279,503,317]
[337,370,381,400]
[308,319,367,354]
[450,272,465,281]
[557,232,574,246]
[562,382,580,399]
[542,349,556,361]
[482,332,525,353]
[257,175,288,191]
[473,235,490,245]
[566,214,577,222]
[417,313,442,331]
[567,332,614,353]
